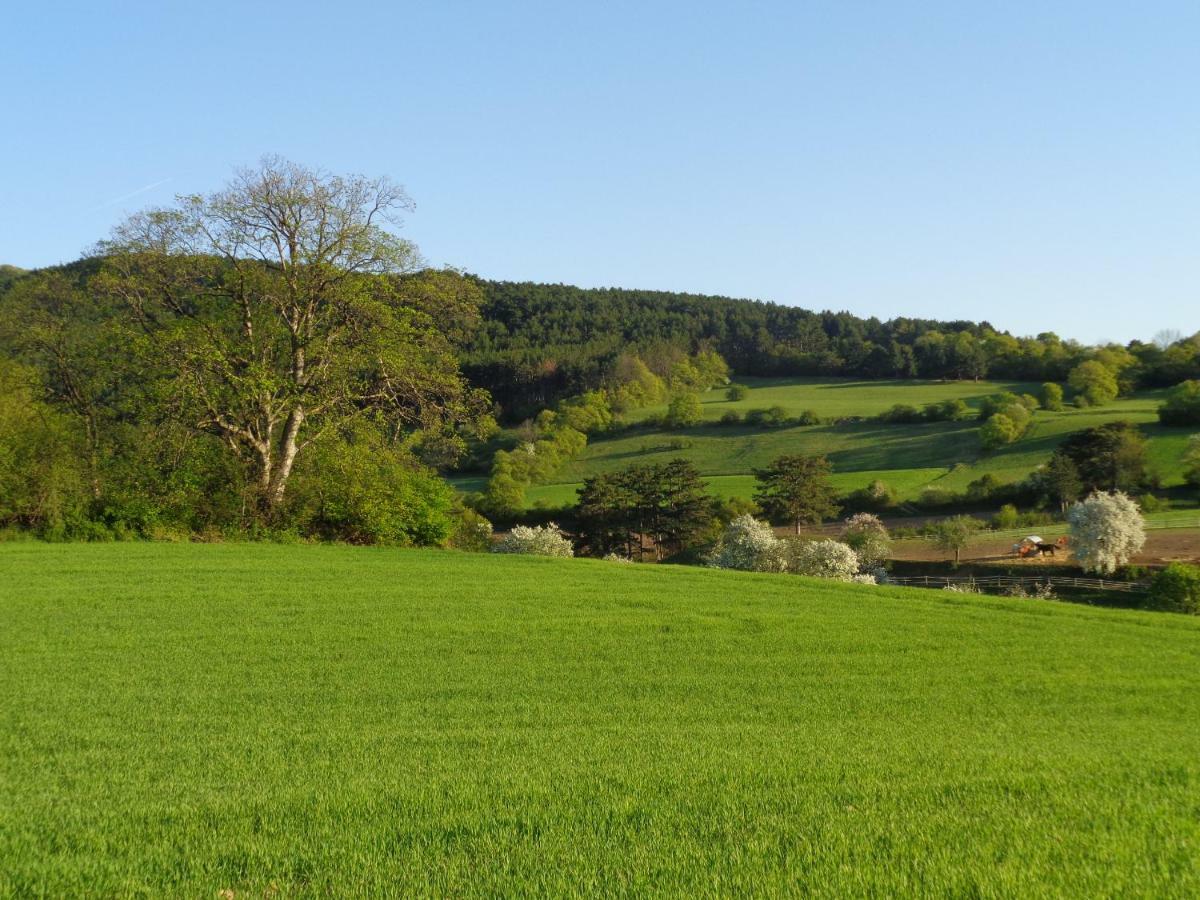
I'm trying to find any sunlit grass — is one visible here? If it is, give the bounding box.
[2,543,1199,895]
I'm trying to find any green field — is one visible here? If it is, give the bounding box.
[3,544,1199,895]
[499,379,1187,508]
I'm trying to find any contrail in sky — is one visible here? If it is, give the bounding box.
[89,178,173,212]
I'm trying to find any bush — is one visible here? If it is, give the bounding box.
[726,383,750,402]
[448,508,493,552]
[993,503,1019,530]
[787,539,861,581]
[923,399,970,422]
[1068,491,1146,575]
[840,513,891,569]
[879,404,924,424]
[1040,382,1065,411]
[1157,380,1200,426]
[795,409,822,426]
[1145,563,1200,614]
[1137,493,1167,513]
[718,410,743,426]
[847,479,898,511]
[493,523,574,557]
[705,515,787,572]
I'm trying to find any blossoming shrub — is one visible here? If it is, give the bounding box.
[492,523,574,557]
[705,515,788,572]
[603,552,634,564]
[789,539,860,581]
[1067,491,1146,574]
[840,513,891,570]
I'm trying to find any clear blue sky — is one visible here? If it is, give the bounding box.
[4,1,1197,344]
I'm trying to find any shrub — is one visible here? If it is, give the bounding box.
[1040,382,1065,411]
[841,513,891,569]
[493,523,574,557]
[602,552,634,564]
[1158,380,1200,426]
[1184,435,1200,487]
[718,410,742,426]
[448,508,493,552]
[788,539,860,581]
[879,403,923,424]
[923,398,970,422]
[847,479,898,511]
[1145,563,1200,615]
[966,474,1001,501]
[705,515,787,573]
[795,409,822,426]
[993,503,1020,530]
[726,383,750,402]
[1067,492,1146,575]
[1137,493,1167,513]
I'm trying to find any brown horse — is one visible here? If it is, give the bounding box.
[1036,537,1069,557]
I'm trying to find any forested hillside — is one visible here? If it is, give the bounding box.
[463,280,1200,415]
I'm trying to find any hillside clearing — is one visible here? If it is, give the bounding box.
[2,544,1199,895]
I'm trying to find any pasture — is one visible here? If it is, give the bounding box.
[3,543,1199,895]
[518,379,1187,508]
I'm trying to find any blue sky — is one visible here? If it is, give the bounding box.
[3,1,1197,344]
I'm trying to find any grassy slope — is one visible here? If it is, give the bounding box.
[510,380,1188,508]
[2,544,1199,895]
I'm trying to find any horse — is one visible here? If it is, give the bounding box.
[1035,542,1057,556]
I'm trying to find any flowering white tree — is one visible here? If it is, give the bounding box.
[705,515,788,572]
[492,523,575,557]
[1068,491,1145,574]
[840,513,892,570]
[790,539,861,581]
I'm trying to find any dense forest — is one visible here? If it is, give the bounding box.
[463,280,1200,415]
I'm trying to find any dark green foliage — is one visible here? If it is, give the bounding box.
[1040,453,1084,511]
[576,458,711,559]
[753,454,840,533]
[726,383,750,402]
[1054,421,1148,493]
[1146,563,1200,614]
[1158,380,1200,425]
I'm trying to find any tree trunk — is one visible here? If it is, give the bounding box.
[265,406,304,513]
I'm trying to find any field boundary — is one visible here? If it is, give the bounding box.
[885,574,1150,593]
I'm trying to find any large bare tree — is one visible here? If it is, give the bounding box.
[94,157,487,516]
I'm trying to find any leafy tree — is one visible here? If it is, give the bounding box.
[1055,421,1147,493]
[928,516,982,565]
[726,383,750,402]
[753,454,839,534]
[1040,453,1083,512]
[1040,382,1065,411]
[1068,491,1145,575]
[1068,360,1118,406]
[0,360,88,534]
[1157,380,1200,426]
[288,423,456,545]
[92,157,489,519]
[664,392,703,428]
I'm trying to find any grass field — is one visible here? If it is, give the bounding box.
[510,380,1188,508]
[3,544,1200,895]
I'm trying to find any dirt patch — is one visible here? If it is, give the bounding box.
[892,529,1200,566]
